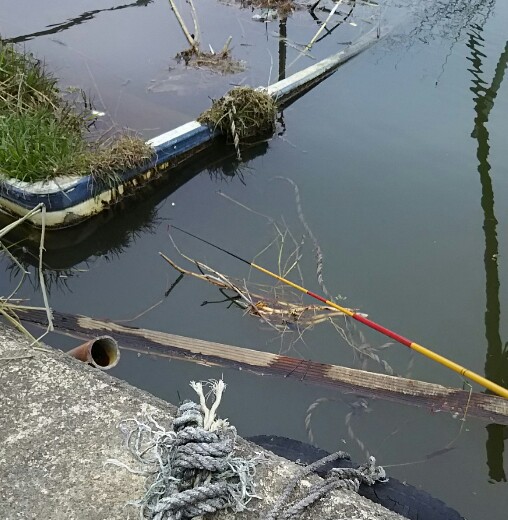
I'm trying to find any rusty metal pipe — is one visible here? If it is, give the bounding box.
[67,335,120,370]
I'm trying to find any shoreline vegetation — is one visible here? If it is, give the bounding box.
[0,40,153,184]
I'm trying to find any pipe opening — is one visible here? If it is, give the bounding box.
[90,337,119,368]
[67,335,120,370]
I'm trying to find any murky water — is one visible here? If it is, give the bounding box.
[1,1,508,518]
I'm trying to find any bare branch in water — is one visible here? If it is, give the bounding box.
[167,0,198,50]
[159,249,347,334]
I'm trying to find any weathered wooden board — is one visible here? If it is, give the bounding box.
[18,308,508,425]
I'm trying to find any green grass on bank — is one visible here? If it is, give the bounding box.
[0,41,153,183]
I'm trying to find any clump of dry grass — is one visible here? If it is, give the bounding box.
[198,87,277,158]
[0,40,153,183]
[176,46,245,74]
[243,0,296,17]
[87,135,154,186]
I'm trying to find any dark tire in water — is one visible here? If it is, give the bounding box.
[248,435,465,520]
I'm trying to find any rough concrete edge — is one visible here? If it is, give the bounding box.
[0,323,406,520]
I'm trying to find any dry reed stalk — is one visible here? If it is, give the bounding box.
[167,0,198,50]
[306,0,344,51]
[37,205,53,335]
[188,0,201,45]
[0,206,53,344]
[159,252,347,331]
[287,0,345,69]
[221,36,233,54]
[0,204,44,240]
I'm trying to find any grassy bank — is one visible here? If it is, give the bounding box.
[0,41,153,183]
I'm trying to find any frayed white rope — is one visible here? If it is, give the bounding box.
[110,379,261,519]
[190,379,228,431]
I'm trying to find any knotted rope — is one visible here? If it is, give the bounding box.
[266,451,388,520]
[109,380,260,519]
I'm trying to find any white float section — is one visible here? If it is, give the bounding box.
[147,121,204,148]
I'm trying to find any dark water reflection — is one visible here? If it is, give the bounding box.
[4,1,154,44]
[0,140,268,270]
[1,1,508,518]
[467,24,508,483]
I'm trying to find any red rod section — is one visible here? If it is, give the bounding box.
[306,290,328,304]
[353,313,413,348]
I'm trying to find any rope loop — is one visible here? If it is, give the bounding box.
[266,452,388,520]
[113,379,261,519]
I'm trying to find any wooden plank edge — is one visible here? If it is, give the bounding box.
[17,308,508,425]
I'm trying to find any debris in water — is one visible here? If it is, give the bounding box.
[198,86,277,159]
[252,9,278,22]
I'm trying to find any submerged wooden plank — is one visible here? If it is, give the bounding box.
[18,308,508,425]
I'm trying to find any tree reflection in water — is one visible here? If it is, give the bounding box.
[468,22,508,482]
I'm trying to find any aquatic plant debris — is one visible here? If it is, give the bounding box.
[176,45,245,74]
[160,251,349,333]
[108,379,262,519]
[249,0,295,17]
[168,0,244,74]
[198,86,277,159]
[0,40,153,183]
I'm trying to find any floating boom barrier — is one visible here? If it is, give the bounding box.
[0,26,386,229]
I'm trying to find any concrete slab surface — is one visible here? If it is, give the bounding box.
[0,323,405,520]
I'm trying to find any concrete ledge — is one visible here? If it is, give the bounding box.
[0,324,405,519]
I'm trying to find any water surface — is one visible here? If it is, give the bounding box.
[1,1,507,518]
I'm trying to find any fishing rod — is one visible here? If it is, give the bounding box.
[170,225,508,399]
